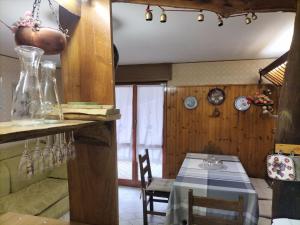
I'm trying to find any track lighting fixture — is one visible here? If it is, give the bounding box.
[145,5,153,21]
[142,6,258,26]
[245,14,251,24]
[251,12,258,20]
[197,10,204,22]
[160,10,167,23]
[218,15,223,27]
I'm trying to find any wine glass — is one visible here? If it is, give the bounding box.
[43,136,53,170]
[68,131,76,160]
[32,138,46,173]
[18,140,34,177]
[54,134,64,166]
[62,133,69,162]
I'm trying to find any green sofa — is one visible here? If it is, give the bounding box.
[0,142,69,218]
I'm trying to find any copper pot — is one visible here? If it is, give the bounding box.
[15,27,67,55]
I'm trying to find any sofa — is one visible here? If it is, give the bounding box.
[0,141,69,218]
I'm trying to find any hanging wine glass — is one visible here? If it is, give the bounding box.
[32,138,45,173]
[43,136,53,170]
[18,140,34,177]
[68,131,76,160]
[53,134,63,166]
[49,136,58,168]
[62,133,69,162]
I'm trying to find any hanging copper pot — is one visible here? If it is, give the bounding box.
[15,26,67,55]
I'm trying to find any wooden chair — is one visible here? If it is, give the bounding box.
[188,189,244,225]
[138,149,174,225]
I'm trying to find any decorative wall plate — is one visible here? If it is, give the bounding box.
[207,88,225,105]
[234,96,251,111]
[184,96,198,109]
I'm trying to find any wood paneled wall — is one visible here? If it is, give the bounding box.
[165,84,278,178]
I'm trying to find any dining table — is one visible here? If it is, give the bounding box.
[164,153,259,225]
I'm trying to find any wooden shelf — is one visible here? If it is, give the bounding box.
[0,120,97,144]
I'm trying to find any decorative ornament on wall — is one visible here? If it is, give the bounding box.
[247,87,275,115]
[184,96,198,110]
[207,88,225,105]
[234,96,251,111]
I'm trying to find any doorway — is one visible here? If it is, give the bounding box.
[116,84,165,186]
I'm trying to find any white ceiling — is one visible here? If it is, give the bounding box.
[0,1,296,65]
[113,3,295,65]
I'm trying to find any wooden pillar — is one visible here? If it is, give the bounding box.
[276,0,300,144]
[273,0,300,219]
[60,0,118,225]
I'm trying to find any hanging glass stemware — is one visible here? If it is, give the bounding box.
[11,45,44,125]
[41,61,63,123]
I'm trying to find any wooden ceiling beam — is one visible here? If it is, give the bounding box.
[112,0,296,17]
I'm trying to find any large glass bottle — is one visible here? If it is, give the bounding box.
[11,45,44,125]
[40,60,63,123]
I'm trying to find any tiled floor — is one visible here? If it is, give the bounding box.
[118,160,162,180]
[119,186,166,225]
[61,186,167,225]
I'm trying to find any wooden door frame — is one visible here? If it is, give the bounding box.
[116,82,167,187]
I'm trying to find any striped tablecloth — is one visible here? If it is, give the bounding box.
[165,153,258,225]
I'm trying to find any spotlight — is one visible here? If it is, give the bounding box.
[251,12,258,20]
[218,15,223,27]
[245,14,251,24]
[197,10,204,22]
[145,5,153,21]
[145,11,153,21]
[160,10,167,23]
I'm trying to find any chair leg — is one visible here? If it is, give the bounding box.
[143,197,148,225]
[149,194,154,211]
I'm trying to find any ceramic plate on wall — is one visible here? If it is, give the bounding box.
[234,96,251,111]
[207,88,225,105]
[184,96,198,110]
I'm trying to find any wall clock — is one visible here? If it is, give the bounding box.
[207,88,225,105]
[184,96,198,110]
[234,96,251,111]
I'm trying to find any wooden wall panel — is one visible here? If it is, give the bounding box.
[165,84,277,178]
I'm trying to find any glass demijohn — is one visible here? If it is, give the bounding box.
[40,60,63,123]
[11,45,44,125]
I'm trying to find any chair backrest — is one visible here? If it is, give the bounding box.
[138,149,153,189]
[188,189,244,225]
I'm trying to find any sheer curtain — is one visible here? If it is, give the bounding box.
[116,86,133,179]
[116,84,165,179]
[137,85,164,178]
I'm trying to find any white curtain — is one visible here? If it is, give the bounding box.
[115,86,133,161]
[137,85,164,177]
[116,84,164,178]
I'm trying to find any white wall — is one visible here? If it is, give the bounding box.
[169,58,275,86]
[0,55,20,121]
